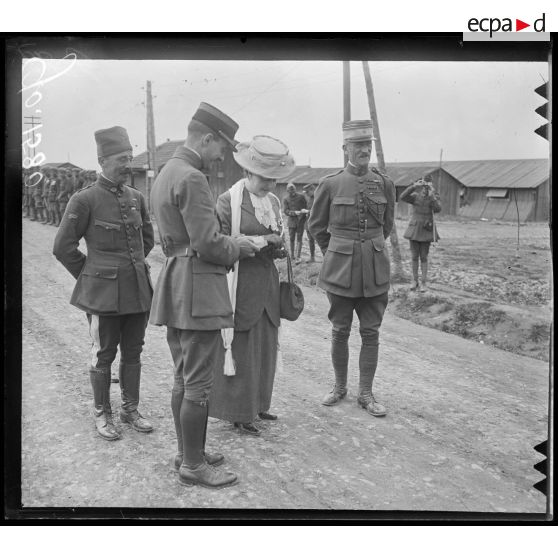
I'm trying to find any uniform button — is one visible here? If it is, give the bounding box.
[127,236,131,240]
[123,215,128,219]
[132,258,136,263]
[96,272,100,276]
[358,179,364,183]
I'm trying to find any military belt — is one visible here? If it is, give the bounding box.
[163,243,197,258]
[328,226,382,241]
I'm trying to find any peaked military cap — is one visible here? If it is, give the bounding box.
[342,120,377,143]
[191,102,239,150]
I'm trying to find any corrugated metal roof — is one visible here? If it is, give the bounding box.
[443,159,549,189]
[389,159,548,189]
[384,165,440,186]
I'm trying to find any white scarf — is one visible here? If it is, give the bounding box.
[221,178,283,377]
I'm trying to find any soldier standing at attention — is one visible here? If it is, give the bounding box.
[308,120,395,417]
[53,126,154,441]
[302,183,317,263]
[72,168,82,195]
[150,102,259,489]
[56,169,72,222]
[47,168,61,226]
[282,183,307,263]
[34,166,48,223]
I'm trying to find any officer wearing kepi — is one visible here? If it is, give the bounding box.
[308,120,395,417]
[150,102,259,489]
[53,126,155,441]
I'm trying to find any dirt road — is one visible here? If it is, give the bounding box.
[21,219,549,512]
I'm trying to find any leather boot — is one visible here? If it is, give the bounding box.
[30,207,36,221]
[90,368,120,441]
[289,238,295,259]
[119,363,153,432]
[322,332,349,406]
[357,342,386,417]
[178,399,236,489]
[171,400,224,471]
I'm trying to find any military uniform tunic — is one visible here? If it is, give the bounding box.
[308,164,396,298]
[53,174,154,315]
[400,185,441,242]
[149,146,240,331]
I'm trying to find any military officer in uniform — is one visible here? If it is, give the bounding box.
[53,126,154,441]
[150,102,259,489]
[308,120,395,417]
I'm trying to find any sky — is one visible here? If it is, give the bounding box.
[20,57,550,171]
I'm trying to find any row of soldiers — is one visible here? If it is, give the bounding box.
[22,166,99,226]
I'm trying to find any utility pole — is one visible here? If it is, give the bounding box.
[342,61,351,166]
[145,80,157,211]
[23,115,42,159]
[362,61,406,281]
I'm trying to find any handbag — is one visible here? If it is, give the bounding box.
[279,252,304,321]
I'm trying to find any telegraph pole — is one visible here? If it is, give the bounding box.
[342,61,351,166]
[23,115,42,158]
[362,61,405,280]
[145,80,157,211]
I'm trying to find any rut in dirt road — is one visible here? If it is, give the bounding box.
[21,219,548,512]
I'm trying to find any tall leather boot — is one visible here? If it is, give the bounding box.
[90,367,120,440]
[289,237,295,259]
[322,331,349,405]
[411,260,419,290]
[171,395,224,471]
[177,399,237,488]
[420,260,428,292]
[357,342,386,417]
[119,363,153,432]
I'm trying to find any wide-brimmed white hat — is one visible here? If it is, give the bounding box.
[233,135,296,180]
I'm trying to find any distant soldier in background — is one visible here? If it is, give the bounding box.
[88,170,98,186]
[71,168,81,195]
[57,169,72,221]
[282,182,307,263]
[302,183,317,263]
[400,174,441,292]
[47,168,61,226]
[33,166,47,223]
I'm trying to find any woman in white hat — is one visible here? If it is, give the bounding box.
[208,135,296,436]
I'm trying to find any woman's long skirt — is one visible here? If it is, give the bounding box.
[208,311,278,423]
